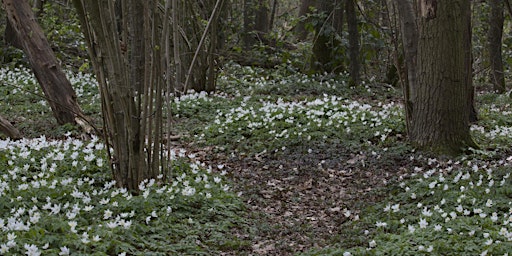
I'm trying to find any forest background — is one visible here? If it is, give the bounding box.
[0,0,512,255]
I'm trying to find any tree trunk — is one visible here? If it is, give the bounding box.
[345,0,360,85]
[295,0,316,40]
[310,0,334,72]
[243,0,269,49]
[2,0,86,126]
[269,0,278,31]
[32,0,45,16]
[488,0,505,93]
[0,115,21,139]
[409,0,476,154]
[395,0,418,133]
[73,0,223,191]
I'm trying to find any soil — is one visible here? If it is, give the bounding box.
[182,140,422,255]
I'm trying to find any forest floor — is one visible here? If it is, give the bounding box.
[2,65,512,255]
[167,66,426,255]
[179,138,416,255]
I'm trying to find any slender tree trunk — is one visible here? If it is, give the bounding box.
[346,0,360,85]
[488,0,505,93]
[74,0,222,191]
[409,0,476,154]
[74,0,152,191]
[395,0,418,133]
[2,0,87,126]
[269,0,278,31]
[311,0,334,72]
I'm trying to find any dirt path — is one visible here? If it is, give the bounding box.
[187,141,415,255]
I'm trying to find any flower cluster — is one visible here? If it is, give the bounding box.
[0,135,229,255]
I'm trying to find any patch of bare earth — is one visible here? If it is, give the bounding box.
[186,141,418,255]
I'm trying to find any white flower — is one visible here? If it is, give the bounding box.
[1,244,10,254]
[369,240,377,248]
[23,244,40,256]
[375,221,387,228]
[104,209,113,219]
[343,252,352,256]
[491,212,498,222]
[181,186,196,196]
[408,225,416,233]
[59,246,70,255]
[434,224,442,231]
[107,221,118,228]
[68,221,78,233]
[419,218,428,228]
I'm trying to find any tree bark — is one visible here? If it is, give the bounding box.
[295,0,316,40]
[346,0,360,85]
[310,0,335,72]
[488,0,505,93]
[395,0,418,133]
[409,0,476,154]
[0,115,21,139]
[2,0,86,126]
[243,0,269,49]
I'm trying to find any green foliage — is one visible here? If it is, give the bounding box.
[0,2,88,70]
[173,64,404,157]
[0,135,249,255]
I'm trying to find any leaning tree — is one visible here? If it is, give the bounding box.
[2,0,88,126]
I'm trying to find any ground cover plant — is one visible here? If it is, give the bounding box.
[0,68,249,255]
[1,64,512,255]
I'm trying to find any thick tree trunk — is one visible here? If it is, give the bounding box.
[409,0,476,154]
[2,0,86,125]
[346,0,360,85]
[0,115,21,139]
[488,0,505,93]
